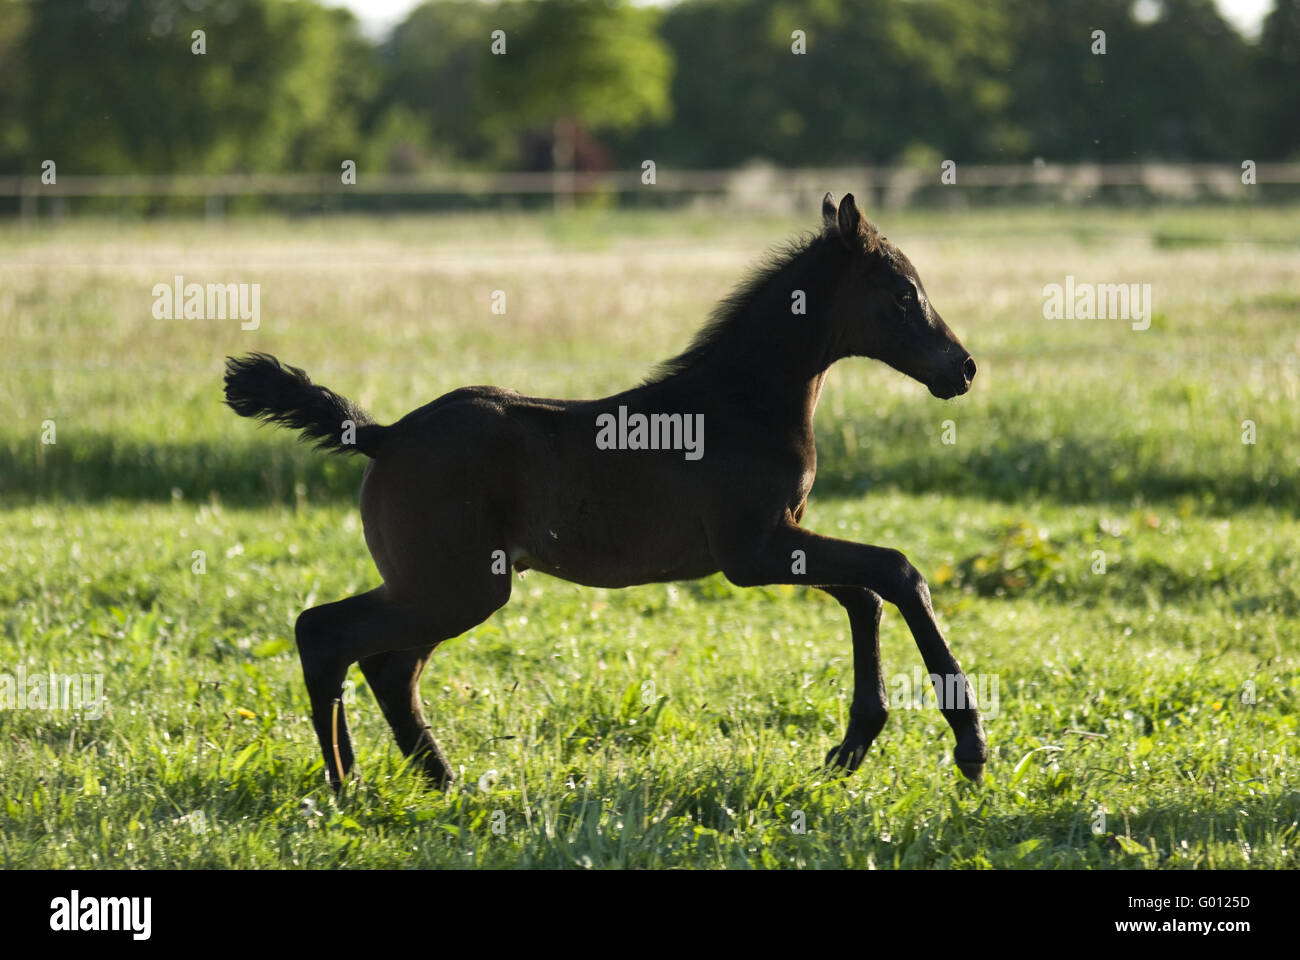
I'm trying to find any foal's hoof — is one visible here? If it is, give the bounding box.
[416,758,455,791]
[426,771,455,791]
[954,729,988,783]
[824,740,868,775]
[954,742,987,783]
[327,770,362,795]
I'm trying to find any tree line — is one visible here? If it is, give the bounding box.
[1,0,1297,180]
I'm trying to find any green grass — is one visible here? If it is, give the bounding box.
[1,205,1298,868]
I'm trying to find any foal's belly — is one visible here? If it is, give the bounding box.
[515,551,722,589]
[508,503,720,588]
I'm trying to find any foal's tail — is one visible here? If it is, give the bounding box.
[223,353,387,457]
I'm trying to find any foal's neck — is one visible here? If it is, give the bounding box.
[703,244,841,415]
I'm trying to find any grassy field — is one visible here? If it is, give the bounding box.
[1,204,1297,868]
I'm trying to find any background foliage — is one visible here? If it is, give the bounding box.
[2,0,1299,178]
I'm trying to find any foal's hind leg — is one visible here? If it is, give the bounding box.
[820,586,889,773]
[357,646,453,785]
[295,588,408,790]
[296,580,507,790]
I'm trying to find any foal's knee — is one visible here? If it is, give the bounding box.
[295,606,342,681]
[294,606,327,650]
[862,588,884,622]
[824,585,884,623]
[884,550,931,609]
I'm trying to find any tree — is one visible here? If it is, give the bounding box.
[616,0,1014,168]
[379,0,502,166]
[17,0,376,176]
[485,0,673,178]
[0,2,31,173]
[1257,0,1300,158]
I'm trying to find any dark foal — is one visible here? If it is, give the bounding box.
[225,193,988,791]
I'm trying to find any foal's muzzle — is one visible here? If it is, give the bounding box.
[930,354,976,399]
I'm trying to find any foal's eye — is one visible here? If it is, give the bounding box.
[893,280,916,304]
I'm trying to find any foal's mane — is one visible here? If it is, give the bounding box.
[645,230,835,383]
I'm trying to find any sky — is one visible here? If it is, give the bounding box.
[324,0,1277,42]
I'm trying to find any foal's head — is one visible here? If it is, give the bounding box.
[821,193,975,399]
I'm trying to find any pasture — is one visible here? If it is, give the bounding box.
[1,204,1297,868]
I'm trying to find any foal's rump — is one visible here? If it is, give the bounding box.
[355,387,524,594]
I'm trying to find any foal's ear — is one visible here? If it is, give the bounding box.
[821,192,838,231]
[836,193,864,241]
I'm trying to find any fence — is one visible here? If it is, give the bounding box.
[3,162,1298,217]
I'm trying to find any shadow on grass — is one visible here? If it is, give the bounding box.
[954,785,1300,869]
[1,431,1295,513]
[811,431,1298,514]
[1,436,367,507]
[561,764,1300,868]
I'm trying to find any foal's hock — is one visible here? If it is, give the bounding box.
[224,193,988,791]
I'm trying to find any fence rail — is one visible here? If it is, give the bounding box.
[4,162,1297,213]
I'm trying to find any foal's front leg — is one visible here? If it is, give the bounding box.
[719,521,988,782]
[820,586,888,773]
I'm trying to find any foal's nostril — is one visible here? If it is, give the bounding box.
[963,357,977,383]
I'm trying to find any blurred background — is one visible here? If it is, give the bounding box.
[1,0,1299,213]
